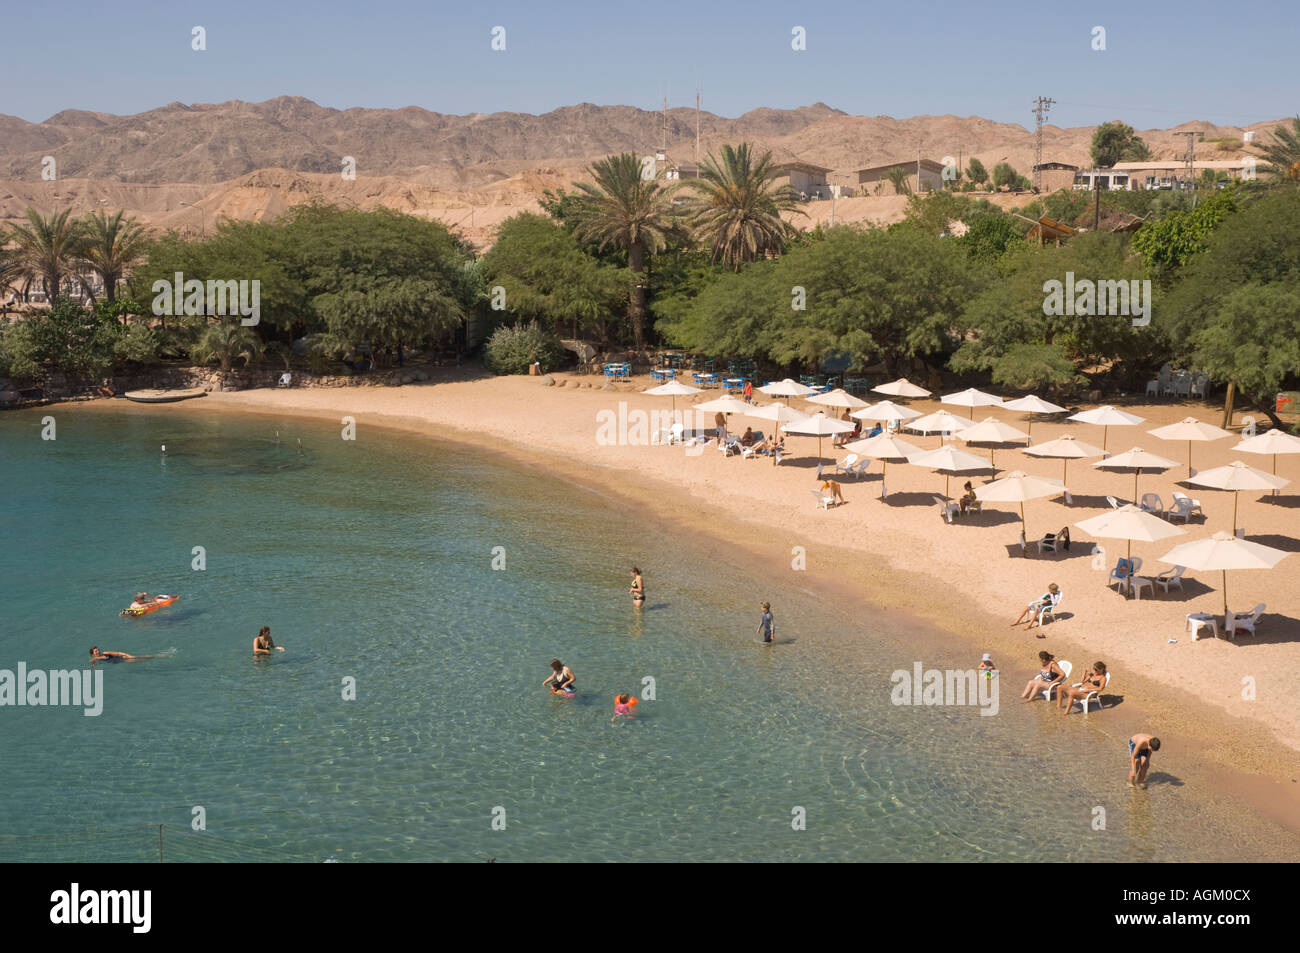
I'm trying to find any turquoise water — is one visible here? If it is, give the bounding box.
[1,406,1295,862]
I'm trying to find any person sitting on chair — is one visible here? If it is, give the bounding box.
[740,427,756,447]
[959,481,978,515]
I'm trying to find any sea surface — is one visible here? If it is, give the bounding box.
[0,405,1294,862]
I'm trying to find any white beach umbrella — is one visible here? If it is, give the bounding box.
[1092,446,1179,500]
[1147,416,1233,476]
[907,445,993,498]
[941,387,1004,410]
[807,388,870,411]
[1233,428,1300,479]
[1002,394,1068,441]
[1075,503,1187,561]
[851,399,923,424]
[1022,435,1106,484]
[872,377,931,399]
[760,378,818,403]
[781,411,856,463]
[841,431,926,498]
[1067,405,1145,453]
[644,380,702,421]
[693,394,753,415]
[744,403,809,464]
[975,469,1067,537]
[1188,460,1290,531]
[954,416,1030,470]
[1158,531,1290,622]
[908,409,975,446]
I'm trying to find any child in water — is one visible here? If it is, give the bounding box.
[611,693,638,721]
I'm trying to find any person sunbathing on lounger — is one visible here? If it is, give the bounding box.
[1020,651,1065,701]
[1057,661,1106,715]
[1013,584,1059,630]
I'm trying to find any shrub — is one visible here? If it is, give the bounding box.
[484,321,564,375]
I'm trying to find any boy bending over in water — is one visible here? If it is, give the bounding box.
[1129,734,1161,788]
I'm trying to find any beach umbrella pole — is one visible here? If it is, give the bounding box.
[1233,492,1239,532]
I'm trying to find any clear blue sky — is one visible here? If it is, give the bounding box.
[2,0,1292,129]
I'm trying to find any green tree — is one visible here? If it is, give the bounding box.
[1193,283,1300,428]
[884,166,912,195]
[1252,116,1300,181]
[80,209,147,303]
[568,153,680,349]
[901,192,971,237]
[966,158,988,187]
[3,295,118,379]
[990,342,1085,391]
[484,321,565,375]
[956,214,1025,264]
[1132,188,1237,276]
[482,212,625,339]
[1090,121,1152,168]
[679,143,803,269]
[991,162,1019,191]
[6,208,88,300]
[189,320,263,375]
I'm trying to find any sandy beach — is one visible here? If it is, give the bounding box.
[90,371,1300,828]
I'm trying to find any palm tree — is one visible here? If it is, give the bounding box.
[190,321,263,376]
[884,166,912,196]
[6,208,88,301]
[0,246,22,311]
[1253,117,1300,181]
[569,153,679,348]
[678,143,804,270]
[81,209,147,303]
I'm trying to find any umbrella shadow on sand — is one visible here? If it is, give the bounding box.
[1246,534,1300,553]
[1066,494,1133,510]
[1259,494,1300,509]
[961,510,1023,527]
[1223,613,1300,646]
[881,492,945,507]
[1023,545,1094,563]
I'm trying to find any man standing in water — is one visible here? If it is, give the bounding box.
[756,602,775,644]
[1128,733,1161,788]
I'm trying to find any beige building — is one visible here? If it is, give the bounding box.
[855,159,945,195]
[774,161,833,200]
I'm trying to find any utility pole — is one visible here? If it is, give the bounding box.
[1031,96,1055,192]
[695,92,701,162]
[1176,130,1204,200]
[916,147,921,193]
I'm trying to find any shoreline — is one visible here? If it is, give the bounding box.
[62,381,1300,834]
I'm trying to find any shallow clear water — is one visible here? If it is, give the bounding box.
[0,406,1294,862]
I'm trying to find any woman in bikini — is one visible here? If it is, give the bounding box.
[543,659,576,694]
[1020,651,1065,701]
[1058,661,1107,715]
[629,568,645,608]
[254,626,286,656]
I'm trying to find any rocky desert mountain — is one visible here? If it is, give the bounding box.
[0,97,1283,247]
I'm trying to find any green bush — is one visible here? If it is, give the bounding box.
[484,321,564,375]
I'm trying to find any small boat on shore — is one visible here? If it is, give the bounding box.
[124,388,207,403]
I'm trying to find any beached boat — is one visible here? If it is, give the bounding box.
[120,595,179,618]
[124,388,207,403]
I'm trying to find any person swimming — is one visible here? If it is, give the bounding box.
[254,626,285,656]
[543,659,575,695]
[629,567,645,608]
[89,646,169,663]
[611,693,638,721]
[129,592,153,611]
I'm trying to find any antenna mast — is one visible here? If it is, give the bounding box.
[695,92,701,161]
[1031,96,1055,192]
